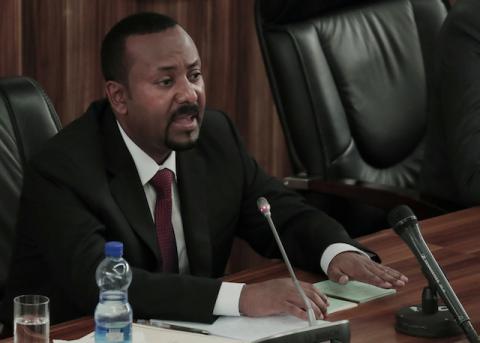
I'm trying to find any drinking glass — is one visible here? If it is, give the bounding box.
[13,295,50,343]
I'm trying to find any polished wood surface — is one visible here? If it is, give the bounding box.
[0,0,290,179]
[228,207,480,343]
[1,207,479,342]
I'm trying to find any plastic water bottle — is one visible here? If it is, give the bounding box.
[94,241,133,343]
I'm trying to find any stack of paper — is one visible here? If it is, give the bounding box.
[325,296,358,313]
[314,280,396,303]
[156,315,329,342]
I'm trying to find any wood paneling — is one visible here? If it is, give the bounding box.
[22,0,68,120]
[0,0,22,76]
[0,0,291,178]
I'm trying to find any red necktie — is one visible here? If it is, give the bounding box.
[150,169,179,273]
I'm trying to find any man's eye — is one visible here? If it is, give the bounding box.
[189,72,202,82]
[156,79,172,86]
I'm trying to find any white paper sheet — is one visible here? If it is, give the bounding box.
[157,315,328,341]
[53,316,329,342]
[53,324,241,342]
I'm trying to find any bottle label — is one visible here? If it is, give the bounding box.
[95,323,131,343]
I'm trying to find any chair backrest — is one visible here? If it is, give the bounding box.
[421,0,480,207]
[0,76,61,300]
[256,0,448,189]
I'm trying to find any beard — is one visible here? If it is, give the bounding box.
[165,103,202,151]
[165,131,199,151]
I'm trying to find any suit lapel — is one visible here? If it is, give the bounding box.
[101,105,161,263]
[177,149,212,277]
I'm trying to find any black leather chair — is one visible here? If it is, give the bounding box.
[421,0,480,208]
[255,0,451,236]
[0,76,61,332]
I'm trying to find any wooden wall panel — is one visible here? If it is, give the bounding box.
[2,0,291,178]
[63,0,103,123]
[22,0,68,120]
[231,1,292,176]
[0,0,22,76]
[60,0,137,123]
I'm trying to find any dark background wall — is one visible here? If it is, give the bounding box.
[0,0,292,179]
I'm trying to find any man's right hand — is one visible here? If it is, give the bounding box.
[238,278,329,320]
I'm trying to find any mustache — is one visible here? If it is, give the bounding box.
[171,104,200,118]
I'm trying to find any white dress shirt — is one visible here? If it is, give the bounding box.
[117,121,363,316]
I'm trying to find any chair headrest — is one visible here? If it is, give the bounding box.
[258,0,451,24]
[258,0,361,24]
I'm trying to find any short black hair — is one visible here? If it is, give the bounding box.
[101,12,178,83]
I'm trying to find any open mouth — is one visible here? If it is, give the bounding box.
[170,112,199,130]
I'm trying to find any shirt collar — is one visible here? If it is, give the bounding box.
[116,120,177,186]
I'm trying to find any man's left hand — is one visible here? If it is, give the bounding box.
[327,252,408,288]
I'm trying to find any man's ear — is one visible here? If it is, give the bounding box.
[105,81,128,115]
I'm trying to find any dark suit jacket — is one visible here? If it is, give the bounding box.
[1,99,357,329]
[421,0,480,206]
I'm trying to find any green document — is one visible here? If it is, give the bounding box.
[325,296,357,314]
[314,280,396,303]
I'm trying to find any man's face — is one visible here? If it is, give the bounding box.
[108,26,206,162]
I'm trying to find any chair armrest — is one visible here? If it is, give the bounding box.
[283,176,447,219]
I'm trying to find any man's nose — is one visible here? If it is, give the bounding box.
[175,78,198,103]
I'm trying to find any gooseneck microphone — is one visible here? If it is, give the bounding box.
[257,197,316,326]
[251,197,350,342]
[388,205,479,342]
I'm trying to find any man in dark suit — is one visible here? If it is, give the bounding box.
[0,12,407,330]
[421,0,480,206]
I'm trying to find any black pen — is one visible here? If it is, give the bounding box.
[146,319,211,335]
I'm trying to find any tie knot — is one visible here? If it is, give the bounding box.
[150,169,173,198]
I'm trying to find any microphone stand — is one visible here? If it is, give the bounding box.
[262,207,316,325]
[390,205,479,342]
[395,270,462,338]
[256,197,350,343]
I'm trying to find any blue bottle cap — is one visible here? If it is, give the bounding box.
[105,241,123,258]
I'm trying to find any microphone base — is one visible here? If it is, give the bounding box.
[395,305,462,338]
[257,320,350,343]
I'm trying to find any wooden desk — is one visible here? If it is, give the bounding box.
[2,207,480,342]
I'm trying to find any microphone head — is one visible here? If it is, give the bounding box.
[257,197,271,216]
[388,205,417,235]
